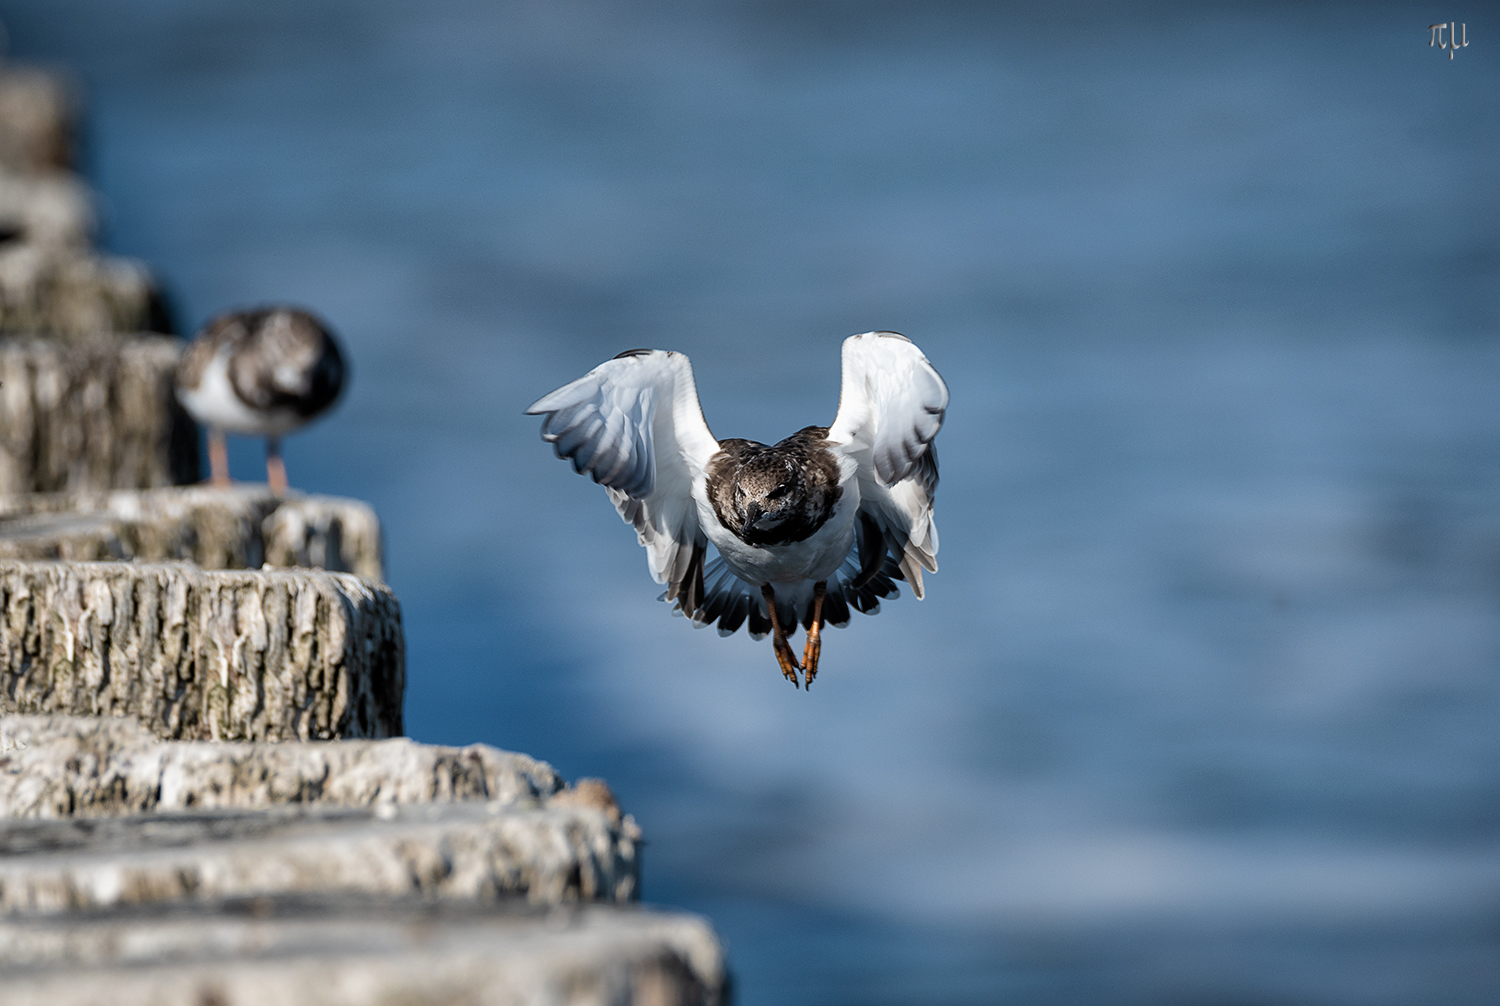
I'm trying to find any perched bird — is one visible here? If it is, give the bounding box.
[527,331,946,688]
[175,307,347,494]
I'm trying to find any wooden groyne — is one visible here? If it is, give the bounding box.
[0,60,727,1005]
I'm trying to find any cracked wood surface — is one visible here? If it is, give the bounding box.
[0,715,559,819]
[0,336,198,494]
[0,486,382,580]
[0,903,723,1006]
[0,561,402,741]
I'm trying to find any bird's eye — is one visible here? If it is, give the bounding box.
[766,484,789,500]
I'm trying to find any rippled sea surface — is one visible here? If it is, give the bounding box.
[6,2,1498,1002]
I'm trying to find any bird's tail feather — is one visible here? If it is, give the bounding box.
[667,539,904,639]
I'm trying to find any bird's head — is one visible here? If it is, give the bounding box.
[734,459,802,533]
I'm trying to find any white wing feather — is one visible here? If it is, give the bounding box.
[826,331,947,597]
[526,350,719,609]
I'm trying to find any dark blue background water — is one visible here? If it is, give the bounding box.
[5,2,1498,1002]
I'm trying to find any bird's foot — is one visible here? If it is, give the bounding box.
[800,580,827,689]
[266,437,288,497]
[773,636,803,688]
[207,427,232,487]
[761,582,802,688]
[800,629,821,688]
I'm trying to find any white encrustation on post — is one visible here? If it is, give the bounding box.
[0,336,199,493]
[0,484,383,580]
[0,560,404,741]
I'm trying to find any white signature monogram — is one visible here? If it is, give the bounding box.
[1429,23,1469,59]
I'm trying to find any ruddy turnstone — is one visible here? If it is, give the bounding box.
[175,307,346,494]
[527,331,946,688]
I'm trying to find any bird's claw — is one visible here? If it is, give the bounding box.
[762,582,803,688]
[800,580,826,690]
[773,637,802,688]
[801,634,821,689]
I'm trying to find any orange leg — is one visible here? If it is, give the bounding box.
[266,436,288,496]
[801,580,827,688]
[761,583,802,688]
[207,428,231,487]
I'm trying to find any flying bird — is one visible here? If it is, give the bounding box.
[175,307,347,495]
[526,331,946,688]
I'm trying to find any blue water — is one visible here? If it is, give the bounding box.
[6,2,1499,1002]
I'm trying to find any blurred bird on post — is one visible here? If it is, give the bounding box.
[175,307,346,495]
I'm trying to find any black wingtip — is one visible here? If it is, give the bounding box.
[613,348,655,360]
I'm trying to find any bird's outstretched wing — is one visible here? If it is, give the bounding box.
[826,331,948,597]
[526,349,720,615]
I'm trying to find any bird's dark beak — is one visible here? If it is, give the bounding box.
[744,501,763,527]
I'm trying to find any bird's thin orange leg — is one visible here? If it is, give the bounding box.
[207,428,231,487]
[801,580,827,688]
[266,436,288,496]
[761,583,802,688]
